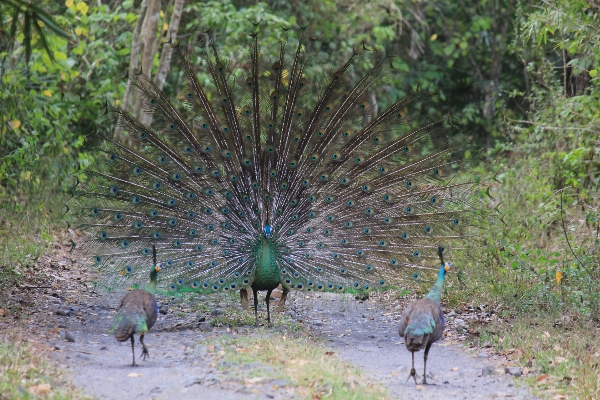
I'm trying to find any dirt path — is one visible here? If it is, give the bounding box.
[5,240,537,399]
[287,293,535,399]
[39,291,534,399]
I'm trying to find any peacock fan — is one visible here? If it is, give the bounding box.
[72,27,483,329]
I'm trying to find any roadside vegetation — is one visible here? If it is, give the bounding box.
[1,0,599,398]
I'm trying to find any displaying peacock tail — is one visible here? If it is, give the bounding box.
[73,27,482,307]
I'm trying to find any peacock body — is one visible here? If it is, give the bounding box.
[109,246,161,365]
[75,28,480,325]
[398,246,449,384]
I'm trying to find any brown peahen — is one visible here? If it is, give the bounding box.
[74,26,481,327]
[109,245,161,366]
[398,246,450,385]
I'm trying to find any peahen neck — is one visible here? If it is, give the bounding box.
[144,268,159,296]
[424,264,446,304]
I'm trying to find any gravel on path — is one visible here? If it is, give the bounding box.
[288,292,536,400]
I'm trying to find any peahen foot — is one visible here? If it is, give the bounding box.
[139,334,150,361]
[140,346,149,361]
[406,368,419,385]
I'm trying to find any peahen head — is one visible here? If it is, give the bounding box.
[149,261,162,282]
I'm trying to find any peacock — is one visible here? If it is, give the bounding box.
[73,26,481,327]
[398,246,450,385]
[109,245,161,366]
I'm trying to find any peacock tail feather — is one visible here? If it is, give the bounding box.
[73,28,483,296]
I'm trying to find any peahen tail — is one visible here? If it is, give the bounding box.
[110,308,148,341]
[73,27,483,296]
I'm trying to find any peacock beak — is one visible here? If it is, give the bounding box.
[444,262,452,272]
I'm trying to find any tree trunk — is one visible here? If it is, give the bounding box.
[134,0,161,122]
[154,0,185,90]
[113,0,148,143]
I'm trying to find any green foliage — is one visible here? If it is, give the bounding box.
[1,0,136,193]
[0,0,598,324]
[0,0,71,64]
[0,0,137,292]
[438,0,600,328]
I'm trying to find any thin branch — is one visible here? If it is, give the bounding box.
[560,189,593,277]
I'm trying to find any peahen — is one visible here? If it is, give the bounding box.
[74,27,481,327]
[398,246,450,385]
[109,245,161,366]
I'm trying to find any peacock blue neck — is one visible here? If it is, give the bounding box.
[251,235,282,291]
[145,267,159,296]
[424,264,446,304]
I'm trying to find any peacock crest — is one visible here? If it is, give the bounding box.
[73,27,482,299]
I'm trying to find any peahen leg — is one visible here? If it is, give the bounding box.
[130,335,136,367]
[140,334,150,361]
[252,287,259,327]
[240,289,250,311]
[406,351,419,384]
[273,288,288,312]
[422,342,433,384]
[265,289,273,327]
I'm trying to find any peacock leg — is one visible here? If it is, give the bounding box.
[406,351,419,384]
[273,288,288,312]
[422,342,433,384]
[252,287,259,327]
[130,335,136,367]
[265,289,273,327]
[240,289,250,311]
[140,334,149,361]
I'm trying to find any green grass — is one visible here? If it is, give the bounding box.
[204,333,389,399]
[0,330,85,399]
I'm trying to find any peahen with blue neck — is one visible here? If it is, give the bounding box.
[110,245,161,366]
[74,26,481,327]
[398,246,451,384]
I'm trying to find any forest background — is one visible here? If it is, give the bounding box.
[1,0,599,397]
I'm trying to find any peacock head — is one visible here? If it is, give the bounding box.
[263,225,272,238]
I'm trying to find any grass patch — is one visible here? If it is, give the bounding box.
[473,312,600,399]
[210,306,304,332]
[205,333,389,399]
[0,330,84,399]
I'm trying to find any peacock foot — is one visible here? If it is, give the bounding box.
[273,291,288,312]
[405,368,419,385]
[240,289,250,311]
